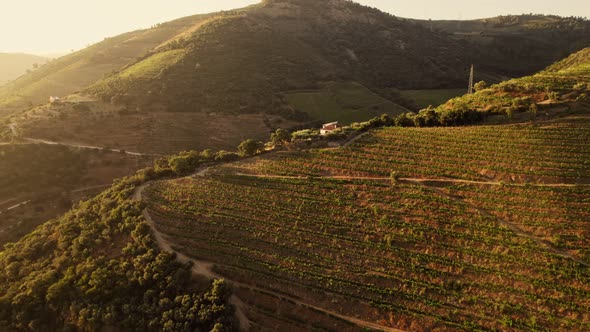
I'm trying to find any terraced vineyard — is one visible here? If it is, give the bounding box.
[226,116,590,184]
[144,116,590,331]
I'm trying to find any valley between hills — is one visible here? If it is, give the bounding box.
[1,0,590,331]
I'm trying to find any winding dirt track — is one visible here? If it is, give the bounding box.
[7,121,158,157]
[70,184,112,194]
[133,182,405,332]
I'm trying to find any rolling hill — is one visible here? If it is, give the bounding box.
[0,173,237,331]
[6,1,590,155]
[418,14,590,78]
[431,47,590,121]
[142,113,590,330]
[1,42,589,331]
[0,11,223,118]
[113,48,590,330]
[0,53,49,86]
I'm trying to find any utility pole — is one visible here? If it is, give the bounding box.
[467,64,474,94]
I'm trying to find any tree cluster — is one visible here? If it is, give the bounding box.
[0,171,236,331]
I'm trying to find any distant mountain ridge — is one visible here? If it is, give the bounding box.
[0,53,49,86]
[0,11,222,117]
[417,14,590,77]
[86,0,489,116]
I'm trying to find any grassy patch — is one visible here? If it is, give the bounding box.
[119,49,186,79]
[284,81,408,124]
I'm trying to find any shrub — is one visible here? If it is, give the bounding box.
[169,156,193,175]
[214,151,239,162]
[473,81,488,91]
[548,91,559,101]
[413,107,438,127]
[238,139,264,157]
[270,128,291,146]
[498,83,517,92]
[394,113,416,127]
[291,129,320,140]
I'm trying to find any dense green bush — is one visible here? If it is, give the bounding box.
[238,139,264,157]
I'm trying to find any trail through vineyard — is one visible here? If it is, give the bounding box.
[133,183,406,332]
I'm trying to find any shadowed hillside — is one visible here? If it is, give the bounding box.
[418,14,590,78]
[86,0,491,116]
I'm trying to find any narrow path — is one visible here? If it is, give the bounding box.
[232,173,589,188]
[8,121,159,157]
[133,182,404,332]
[0,184,111,215]
[70,184,112,194]
[0,198,17,207]
[6,200,31,211]
[0,200,32,215]
[134,184,247,329]
[22,137,153,156]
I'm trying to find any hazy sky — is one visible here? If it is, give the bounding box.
[1,0,589,54]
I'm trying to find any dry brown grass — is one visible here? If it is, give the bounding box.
[0,148,149,246]
[19,100,301,154]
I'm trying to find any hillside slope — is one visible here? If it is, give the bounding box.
[87,0,478,113]
[6,2,590,155]
[0,53,49,86]
[0,143,150,246]
[433,47,590,119]
[144,112,590,331]
[0,12,220,117]
[419,14,590,77]
[11,0,483,153]
[0,173,237,331]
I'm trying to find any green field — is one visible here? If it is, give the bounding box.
[284,81,409,124]
[119,49,186,79]
[399,88,466,108]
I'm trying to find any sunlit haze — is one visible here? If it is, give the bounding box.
[1,0,590,54]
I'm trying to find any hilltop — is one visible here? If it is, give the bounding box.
[5,2,590,154]
[0,53,49,86]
